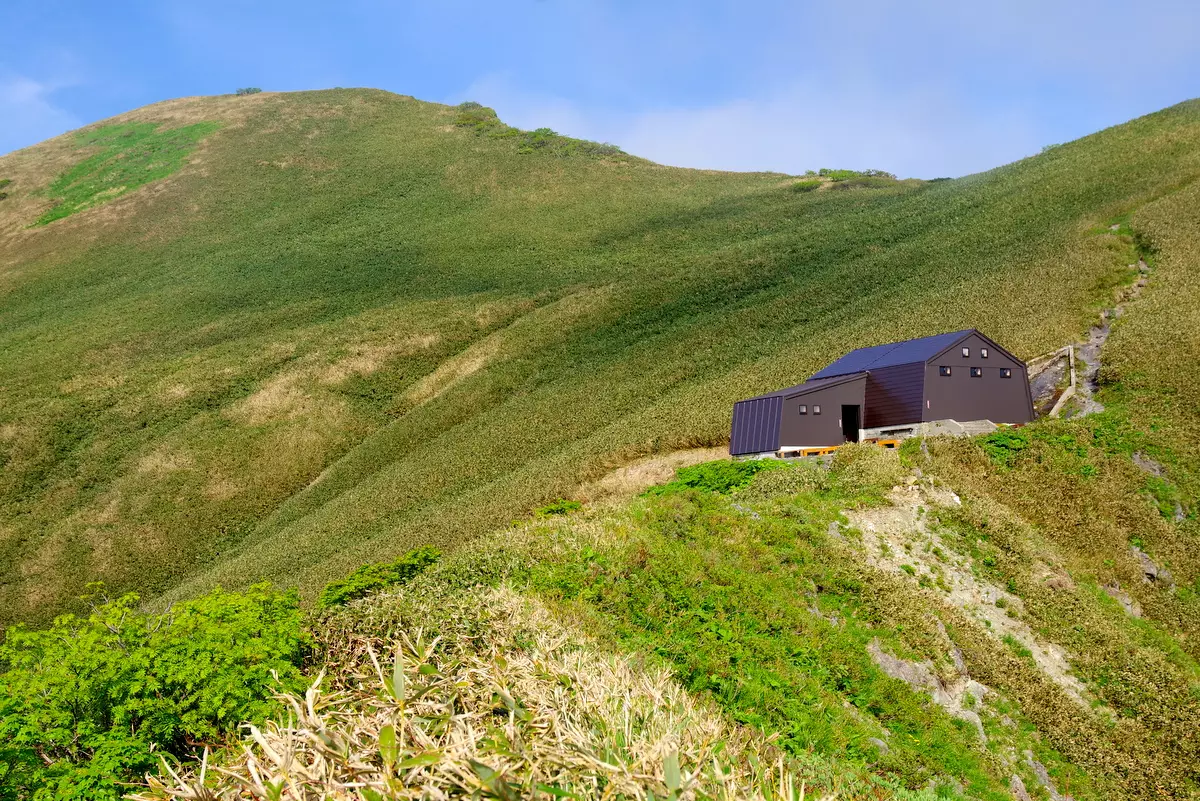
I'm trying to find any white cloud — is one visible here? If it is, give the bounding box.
[455,73,1043,179]
[0,72,80,156]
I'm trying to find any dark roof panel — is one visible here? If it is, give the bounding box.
[809,330,973,379]
[741,372,866,402]
[729,395,783,455]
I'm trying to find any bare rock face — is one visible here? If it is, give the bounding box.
[1131,545,1174,587]
[1132,451,1165,476]
[867,736,889,756]
[954,708,988,745]
[965,679,989,704]
[1010,774,1033,801]
[867,638,990,745]
[1102,581,1143,618]
[1024,749,1073,801]
[867,638,954,708]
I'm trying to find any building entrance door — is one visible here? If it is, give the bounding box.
[842,404,861,443]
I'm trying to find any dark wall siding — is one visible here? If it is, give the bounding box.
[779,375,866,448]
[729,396,783,455]
[864,364,924,428]
[923,333,1033,423]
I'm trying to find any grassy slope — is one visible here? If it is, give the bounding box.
[156,429,1198,800]
[2,90,1200,627]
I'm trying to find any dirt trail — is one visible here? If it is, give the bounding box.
[1029,259,1150,418]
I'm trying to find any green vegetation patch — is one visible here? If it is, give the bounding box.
[0,584,305,801]
[318,545,440,609]
[643,458,787,496]
[453,101,627,159]
[0,178,11,200]
[517,471,1011,797]
[36,121,219,225]
[535,498,582,517]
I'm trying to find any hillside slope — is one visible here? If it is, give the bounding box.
[1,90,1199,627]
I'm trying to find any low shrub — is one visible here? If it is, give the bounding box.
[235,87,262,96]
[817,168,897,181]
[536,498,582,517]
[830,443,904,497]
[644,458,786,496]
[738,460,829,499]
[453,102,506,134]
[790,179,822,193]
[0,584,305,801]
[318,546,440,609]
[980,429,1030,468]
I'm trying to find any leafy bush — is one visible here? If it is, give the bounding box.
[0,178,10,201]
[453,101,506,134]
[318,546,440,609]
[738,461,829,500]
[536,498,582,517]
[0,584,305,801]
[643,459,787,496]
[235,87,262,96]
[817,168,897,181]
[980,429,1030,468]
[829,443,904,496]
[789,179,821,193]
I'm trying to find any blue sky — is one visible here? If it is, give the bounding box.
[3,1,1199,176]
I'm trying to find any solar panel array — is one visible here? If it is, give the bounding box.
[728,395,783,455]
[809,330,972,380]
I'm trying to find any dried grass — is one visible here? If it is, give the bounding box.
[133,587,828,801]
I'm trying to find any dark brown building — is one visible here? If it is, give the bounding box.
[729,330,1033,456]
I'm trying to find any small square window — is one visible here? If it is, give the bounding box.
[981,348,989,358]
[939,365,951,376]
[970,366,982,377]
[961,347,970,357]
[798,404,807,414]
[813,405,822,415]
[1000,368,1012,379]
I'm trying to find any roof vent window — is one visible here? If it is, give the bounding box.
[813,405,822,415]
[961,347,970,357]
[981,348,989,358]
[798,404,807,414]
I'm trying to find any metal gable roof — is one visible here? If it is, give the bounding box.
[808,330,974,380]
[740,372,866,403]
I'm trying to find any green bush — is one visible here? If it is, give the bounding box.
[790,179,822,193]
[817,168,897,181]
[830,443,904,496]
[738,460,829,500]
[644,459,786,496]
[0,584,305,801]
[536,498,583,517]
[318,546,440,609]
[453,102,506,134]
[980,429,1030,468]
[235,87,262,96]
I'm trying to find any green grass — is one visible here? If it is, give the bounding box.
[303,445,1190,799]
[35,122,219,225]
[1,89,1200,636]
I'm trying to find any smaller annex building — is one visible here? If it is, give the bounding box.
[730,329,1034,457]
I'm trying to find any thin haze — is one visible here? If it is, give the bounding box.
[2,1,1199,177]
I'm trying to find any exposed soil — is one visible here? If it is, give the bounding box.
[845,481,1091,705]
